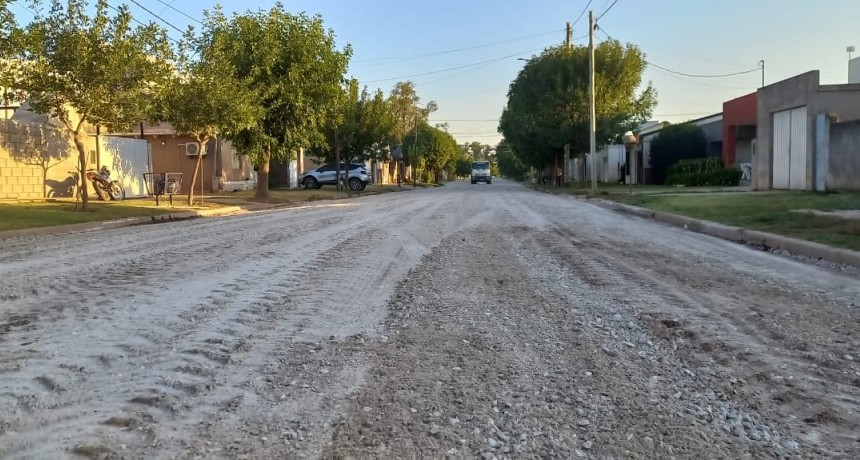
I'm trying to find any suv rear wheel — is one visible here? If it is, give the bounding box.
[303,177,319,189]
[347,177,364,191]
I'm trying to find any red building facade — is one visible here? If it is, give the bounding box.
[722,92,757,167]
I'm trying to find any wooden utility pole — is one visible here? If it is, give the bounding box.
[565,22,572,50]
[588,11,597,194]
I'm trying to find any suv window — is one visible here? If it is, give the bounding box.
[318,165,336,172]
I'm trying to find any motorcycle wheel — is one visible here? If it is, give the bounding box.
[93,182,110,201]
[109,181,125,201]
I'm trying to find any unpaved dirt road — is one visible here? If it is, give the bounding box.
[1,180,859,459]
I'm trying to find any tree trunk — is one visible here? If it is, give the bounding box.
[42,166,48,198]
[73,133,89,210]
[254,145,271,201]
[187,138,207,206]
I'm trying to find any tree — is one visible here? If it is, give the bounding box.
[404,122,459,183]
[467,141,490,161]
[499,40,656,174]
[207,5,351,201]
[159,24,261,206]
[388,81,435,143]
[314,79,396,190]
[495,139,528,180]
[649,123,707,184]
[13,0,172,210]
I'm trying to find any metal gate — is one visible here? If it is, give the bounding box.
[772,106,807,190]
[101,136,151,197]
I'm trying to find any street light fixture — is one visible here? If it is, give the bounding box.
[622,131,638,194]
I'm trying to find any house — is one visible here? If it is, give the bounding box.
[0,102,149,199]
[117,123,256,194]
[754,70,860,191]
[722,93,757,168]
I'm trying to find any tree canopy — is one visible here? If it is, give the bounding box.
[13,0,173,209]
[314,79,396,167]
[158,20,262,205]
[498,40,656,170]
[403,122,459,183]
[205,4,351,200]
[388,81,436,144]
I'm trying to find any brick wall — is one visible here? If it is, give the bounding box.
[0,119,80,200]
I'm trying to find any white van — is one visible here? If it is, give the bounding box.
[471,161,492,184]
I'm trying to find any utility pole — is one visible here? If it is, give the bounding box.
[588,11,597,194]
[565,21,572,51]
[413,122,419,188]
[758,60,765,88]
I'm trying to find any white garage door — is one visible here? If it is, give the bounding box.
[772,107,807,190]
[101,136,151,197]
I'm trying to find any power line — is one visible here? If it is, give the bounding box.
[597,0,619,20]
[572,0,592,28]
[364,46,547,83]
[127,0,185,35]
[105,2,182,45]
[151,0,202,25]
[354,28,563,64]
[598,27,760,79]
[645,60,760,78]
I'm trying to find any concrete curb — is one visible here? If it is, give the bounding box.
[0,206,246,241]
[591,198,860,270]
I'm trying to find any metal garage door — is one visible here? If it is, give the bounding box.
[789,106,807,190]
[772,106,807,190]
[101,136,151,197]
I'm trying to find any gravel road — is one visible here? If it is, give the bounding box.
[1,180,858,459]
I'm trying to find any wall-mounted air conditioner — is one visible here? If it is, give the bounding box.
[184,143,204,157]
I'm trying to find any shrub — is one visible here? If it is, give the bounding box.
[665,159,742,187]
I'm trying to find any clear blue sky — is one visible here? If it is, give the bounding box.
[11,0,859,146]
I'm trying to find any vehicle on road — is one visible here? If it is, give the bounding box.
[300,164,372,191]
[471,161,491,184]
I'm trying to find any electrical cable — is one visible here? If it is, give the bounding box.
[105,2,182,44]
[598,27,760,79]
[572,0,592,28]
[150,0,202,25]
[354,28,563,64]
[128,0,185,35]
[597,0,619,20]
[363,46,547,84]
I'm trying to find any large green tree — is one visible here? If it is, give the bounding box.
[388,81,436,144]
[13,0,172,209]
[404,122,459,183]
[495,139,528,180]
[160,24,261,205]
[314,78,396,190]
[499,40,656,172]
[206,5,351,201]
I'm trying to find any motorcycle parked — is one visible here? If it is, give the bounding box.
[85,166,125,201]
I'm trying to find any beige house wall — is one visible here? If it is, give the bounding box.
[0,118,87,200]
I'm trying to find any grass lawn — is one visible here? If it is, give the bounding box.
[609,191,860,251]
[0,183,429,233]
[0,199,185,232]
[528,182,733,196]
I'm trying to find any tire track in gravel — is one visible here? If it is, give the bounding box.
[510,190,860,457]
[0,186,496,459]
[0,193,434,458]
[324,213,788,459]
